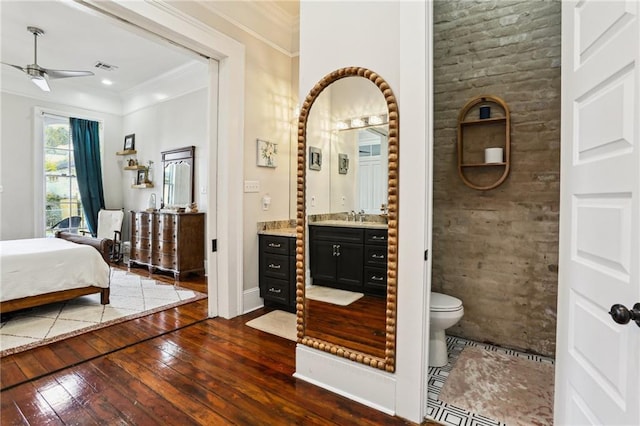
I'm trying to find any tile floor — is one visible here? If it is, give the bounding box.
[426,336,555,426]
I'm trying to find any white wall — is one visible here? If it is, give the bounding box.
[120,88,208,238]
[296,1,430,422]
[0,92,123,240]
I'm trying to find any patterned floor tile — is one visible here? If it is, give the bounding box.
[426,336,555,426]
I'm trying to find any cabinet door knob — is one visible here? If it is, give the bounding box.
[372,276,384,281]
[268,263,281,270]
[372,254,385,259]
[269,287,282,294]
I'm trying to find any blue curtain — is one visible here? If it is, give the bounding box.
[70,118,105,236]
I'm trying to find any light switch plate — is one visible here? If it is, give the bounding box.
[244,180,260,193]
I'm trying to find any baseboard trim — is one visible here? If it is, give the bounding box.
[243,286,263,314]
[295,345,396,415]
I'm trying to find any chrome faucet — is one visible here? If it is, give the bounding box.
[348,210,356,221]
[357,209,365,222]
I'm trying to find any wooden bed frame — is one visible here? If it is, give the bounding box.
[0,232,114,314]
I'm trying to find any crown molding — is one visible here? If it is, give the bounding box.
[199,1,299,57]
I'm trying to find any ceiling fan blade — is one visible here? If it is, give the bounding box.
[43,68,94,79]
[1,62,27,73]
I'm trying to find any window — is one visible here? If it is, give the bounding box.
[43,115,85,236]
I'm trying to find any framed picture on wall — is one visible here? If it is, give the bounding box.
[309,146,322,171]
[124,134,135,151]
[136,169,147,185]
[256,139,278,168]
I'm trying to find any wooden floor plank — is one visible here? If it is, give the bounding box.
[90,357,196,425]
[36,376,103,425]
[68,366,160,425]
[1,267,423,425]
[105,351,233,425]
[0,298,208,390]
[1,384,64,426]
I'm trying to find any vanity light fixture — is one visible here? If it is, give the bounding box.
[336,120,349,130]
[335,113,388,131]
[350,117,366,128]
[368,114,383,125]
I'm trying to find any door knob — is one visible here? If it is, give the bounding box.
[609,303,640,328]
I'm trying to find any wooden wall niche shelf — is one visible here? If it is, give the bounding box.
[457,95,511,190]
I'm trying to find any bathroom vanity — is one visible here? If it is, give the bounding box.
[258,228,296,312]
[309,221,388,296]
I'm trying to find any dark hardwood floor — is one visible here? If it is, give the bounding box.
[305,295,387,358]
[1,265,425,425]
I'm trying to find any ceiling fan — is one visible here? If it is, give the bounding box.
[1,26,94,92]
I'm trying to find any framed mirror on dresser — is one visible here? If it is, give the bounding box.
[129,146,204,280]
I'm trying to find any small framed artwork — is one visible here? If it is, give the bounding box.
[309,146,322,171]
[124,133,135,151]
[136,169,147,185]
[338,153,349,174]
[257,139,277,168]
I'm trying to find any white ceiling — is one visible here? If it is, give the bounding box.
[0,0,299,99]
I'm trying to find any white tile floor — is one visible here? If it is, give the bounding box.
[426,336,555,426]
[0,269,201,353]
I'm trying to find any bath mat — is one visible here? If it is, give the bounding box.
[438,345,554,426]
[305,286,364,306]
[245,310,297,341]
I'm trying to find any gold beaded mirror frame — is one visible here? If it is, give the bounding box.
[295,67,399,372]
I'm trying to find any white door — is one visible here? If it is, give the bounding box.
[556,1,640,425]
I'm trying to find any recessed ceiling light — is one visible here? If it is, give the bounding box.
[101,79,113,86]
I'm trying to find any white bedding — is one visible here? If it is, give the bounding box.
[0,237,110,303]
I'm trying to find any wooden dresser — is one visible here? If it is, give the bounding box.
[129,211,205,279]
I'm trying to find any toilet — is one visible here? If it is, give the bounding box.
[429,292,464,367]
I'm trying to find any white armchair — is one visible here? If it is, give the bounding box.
[82,209,124,263]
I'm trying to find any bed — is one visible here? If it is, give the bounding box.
[0,231,113,313]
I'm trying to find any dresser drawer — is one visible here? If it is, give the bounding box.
[261,252,290,280]
[260,235,291,255]
[310,225,364,243]
[364,267,387,292]
[156,241,176,256]
[365,228,388,245]
[135,239,152,251]
[365,246,387,266]
[261,277,290,305]
[158,254,177,269]
[132,248,152,263]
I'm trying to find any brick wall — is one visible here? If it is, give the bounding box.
[432,0,560,357]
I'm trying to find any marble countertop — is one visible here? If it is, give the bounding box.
[308,220,388,229]
[258,227,297,237]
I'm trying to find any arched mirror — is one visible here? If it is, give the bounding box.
[161,146,195,208]
[296,67,398,372]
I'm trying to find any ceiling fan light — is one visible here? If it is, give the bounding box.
[30,75,50,92]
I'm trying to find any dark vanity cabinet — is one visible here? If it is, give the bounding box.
[259,234,296,312]
[363,229,388,295]
[309,225,388,295]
